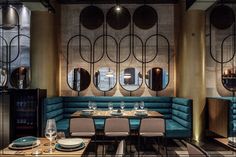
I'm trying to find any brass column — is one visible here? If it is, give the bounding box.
[176,10,206,141]
[30,11,59,96]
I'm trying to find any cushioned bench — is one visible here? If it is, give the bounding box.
[43,96,192,138]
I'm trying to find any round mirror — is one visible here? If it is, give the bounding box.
[145,67,169,91]
[80,6,104,30]
[68,68,91,91]
[120,67,142,91]
[222,67,236,91]
[106,6,131,30]
[0,68,7,87]
[10,66,30,89]
[94,67,116,91]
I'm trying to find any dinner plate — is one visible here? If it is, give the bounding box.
[55,142,85,152]
[57,138,84,149]
[81,109,94,116]
[110,111,123,116]
[12,136,37,147]
[9,140,40,150]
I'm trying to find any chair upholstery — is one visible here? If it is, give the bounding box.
[187,143,208,157]
[70,118,95,137]
[115,140,125,157]
[43,96,192,138]
[140,118,165,137]
[104,118,129,137]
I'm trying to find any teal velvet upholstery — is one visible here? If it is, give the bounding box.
[43,96,192,138]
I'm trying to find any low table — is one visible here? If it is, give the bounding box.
[1,138,91,156]
[71,110,164,118]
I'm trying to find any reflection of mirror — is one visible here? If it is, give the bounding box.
[0,68,7,87]
[68,68,91,91]
[120,67,142,91]
[94,67,116,91]
[146,67,168,91]
[222,67,236,91]
[10,66,30,89]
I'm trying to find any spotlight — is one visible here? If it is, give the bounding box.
[115,5,121,12]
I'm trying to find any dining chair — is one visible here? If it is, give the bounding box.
[69,118,97,155]
[115,140,126,157]
[187,142,208,157]
[139,118,167,156]
[104,118,130,156]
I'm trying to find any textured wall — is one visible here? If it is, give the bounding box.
[59,4,175,96]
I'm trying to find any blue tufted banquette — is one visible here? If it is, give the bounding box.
[43,96,192,138]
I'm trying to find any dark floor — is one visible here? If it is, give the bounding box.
[82,137,236,157]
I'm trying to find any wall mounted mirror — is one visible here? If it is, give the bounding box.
[68,68,91,91]
[0,68,7,87]
[145,67,168,91]
[10,66,30,89]
[94,67,116,91]
[120,67,142,91]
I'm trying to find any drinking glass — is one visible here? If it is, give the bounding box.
[88,101,92,109]
[134,103,139,110]
[120,101,125,110]
[57,131,65,140]
[45,119,57,153]
[140,101,145,110]
[92,103,97,110]
[108,102,113,112]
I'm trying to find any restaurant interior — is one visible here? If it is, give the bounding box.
[1,0,236,156]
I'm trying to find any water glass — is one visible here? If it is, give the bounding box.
[134,103,139,110]
[108,102,113,112]
[45,119,57,153]
[120,101,125,110]
[140,101,145,110]
[88,101,92,109]
[92,103,97,110]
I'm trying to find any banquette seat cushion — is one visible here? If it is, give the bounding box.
[43,96,192,138]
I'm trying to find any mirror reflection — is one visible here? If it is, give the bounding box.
[10,66,30,89]
[94,67,116,91]
[145,67,168,91]
[222,67,236,91]
[120,67,142,91]
[0,68,7,87]
[68,68,91,91]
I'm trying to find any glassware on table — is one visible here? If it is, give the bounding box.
[140,101,145,110]
[45,119,57,153]
[92,103,97,110]
[57,131,65,140]
[120,101,125,110]
[134,103,139,110]
[108,102,113,112]
[88,101,92,109]
[31,138,42,155]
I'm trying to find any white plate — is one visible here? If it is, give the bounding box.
[110,111,123,116]
[9,140,40,150]
[57,138,84,149]
[81,109,93,115]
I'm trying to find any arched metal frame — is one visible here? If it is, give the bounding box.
[221,34,236,93]
[209,4,236,94]
[66,5,172,95]
[144,34,170,93]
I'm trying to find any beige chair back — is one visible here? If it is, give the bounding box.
[70,118,95,136]
[140,118,165,134]
[104,118,129,133]
[187,143,207,157]
[115,140,125,157]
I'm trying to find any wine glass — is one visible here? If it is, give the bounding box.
[140,101,145,110]
[134,103,139,110]
[108,102,113,112]
[120,101,125,110]
[45,119,57,153]
[88,101,92,109]
[92,103,97,110]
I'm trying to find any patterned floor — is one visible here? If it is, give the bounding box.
[83,138,236,157]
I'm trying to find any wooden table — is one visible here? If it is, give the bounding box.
[71,110,164,118]
[1,138,90,157]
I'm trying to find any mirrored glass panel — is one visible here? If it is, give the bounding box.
[145,67,168,91]
[10,66,30,89]
[120,67,142,91]
[94,67,116,91]
[68,68,91,91]
[0,68,7,87]
[222,67,236,91]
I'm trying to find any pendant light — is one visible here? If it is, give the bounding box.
[1,2,19,30]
